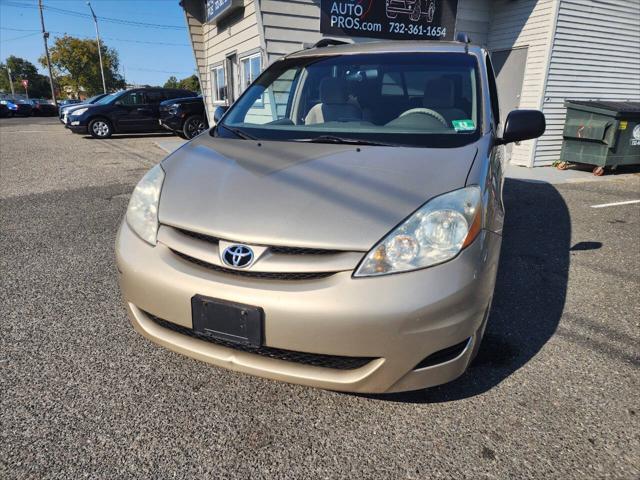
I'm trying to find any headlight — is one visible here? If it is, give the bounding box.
[71,107,88,116]
[354,186,482,277]
[126,164,165,245]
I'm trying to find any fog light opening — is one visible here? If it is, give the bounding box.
[413,337,472,370]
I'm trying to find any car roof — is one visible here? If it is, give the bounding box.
[286,40,485,59]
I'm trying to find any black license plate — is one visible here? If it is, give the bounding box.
[191,295,263,347]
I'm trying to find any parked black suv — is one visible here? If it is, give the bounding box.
[159,96,208,139]
[66,87,197,138]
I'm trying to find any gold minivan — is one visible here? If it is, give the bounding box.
[116,39,545,393]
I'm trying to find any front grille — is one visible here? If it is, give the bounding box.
[147,313,375,370]
[173,227,342,255]
[171,249,336,281]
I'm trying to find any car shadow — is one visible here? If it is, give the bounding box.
[81,133,177,140]
[363,178,571,403]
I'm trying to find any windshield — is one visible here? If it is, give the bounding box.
[96,93,119,105]
[220,52,482,148]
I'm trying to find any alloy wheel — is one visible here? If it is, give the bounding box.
[92,121,110,137]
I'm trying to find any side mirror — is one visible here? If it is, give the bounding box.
[500,110,546,144]
[213,105,229,123]
[114,100,123,106]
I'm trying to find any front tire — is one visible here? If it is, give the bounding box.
[182,115,207,139]
[88,118,113,138]
[410,1,422,21]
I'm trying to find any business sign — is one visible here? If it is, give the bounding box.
[320,0,459,41]
[206,0,241,23]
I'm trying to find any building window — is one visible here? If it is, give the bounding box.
[240,53,262,92]
[211,65,227,104]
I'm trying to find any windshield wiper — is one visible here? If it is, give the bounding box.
[301,135,397,147]
[218,123,258,140]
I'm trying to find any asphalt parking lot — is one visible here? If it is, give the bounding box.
[1,116,639,479]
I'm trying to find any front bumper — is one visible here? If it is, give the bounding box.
[116,222,501,393]
[159,113,182,132]
[67,118,88,133]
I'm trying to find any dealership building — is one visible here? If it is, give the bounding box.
[180,0,640,167]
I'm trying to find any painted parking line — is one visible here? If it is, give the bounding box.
[590,199,640,208]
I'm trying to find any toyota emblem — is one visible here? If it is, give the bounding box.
[222,245,254,268]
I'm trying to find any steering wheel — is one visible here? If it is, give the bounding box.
[399,108,448,127]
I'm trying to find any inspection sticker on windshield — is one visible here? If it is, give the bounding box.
[452,120,476,132]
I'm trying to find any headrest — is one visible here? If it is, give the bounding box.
[424,77,456,109]
[320,78,347,104]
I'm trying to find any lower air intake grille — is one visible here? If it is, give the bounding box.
[171,249,336,281]
[147,313,375,370]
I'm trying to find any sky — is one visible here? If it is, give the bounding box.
[0,0,197,86]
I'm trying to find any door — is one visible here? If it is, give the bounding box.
[112,90,156,131]
[490,47,528,120]
[143,90,166,130]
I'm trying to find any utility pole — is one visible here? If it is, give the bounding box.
[87,2,107,94]
[38,0,57,105]
[6,67,15,96]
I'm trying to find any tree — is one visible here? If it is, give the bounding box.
[179,74,200,93]
[163,74,200,93]
[163,76,179,89]
[41,35,125,97]
[0,56,52,98]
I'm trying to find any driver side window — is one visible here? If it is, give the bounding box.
[120,92,146,106]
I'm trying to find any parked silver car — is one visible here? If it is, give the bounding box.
[116,39,545,393]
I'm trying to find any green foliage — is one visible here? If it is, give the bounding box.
[0,56,52,98]
[163,76,179,89]
[42,35,125,96]
[179,74,200,93]
[163,74,200,93]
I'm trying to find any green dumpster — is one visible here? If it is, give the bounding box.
[560,101,640,175]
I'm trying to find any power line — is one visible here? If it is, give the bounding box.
[2,1,186,30]
[0,31,40,42]
[0,27,190,47]
[0,26,41,32]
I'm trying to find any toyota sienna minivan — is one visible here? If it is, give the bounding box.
[116,39,545,393]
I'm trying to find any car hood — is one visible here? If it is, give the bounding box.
[63,103,87,111]
[159,136,478,251]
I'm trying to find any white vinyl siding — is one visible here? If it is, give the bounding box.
[184,8,207,119]
[487,0,557,167]
[201,1,262,114]
[455,0,492,46]
[259,0,324,63]
[536,0,640,166]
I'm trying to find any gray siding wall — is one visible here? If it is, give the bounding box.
[487,0,557,167]
[455,0,492,46]
[536,0,640,166]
